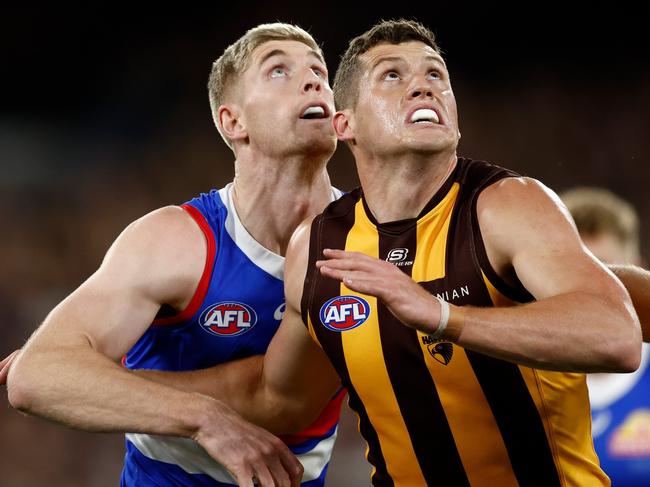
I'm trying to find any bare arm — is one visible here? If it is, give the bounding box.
[138,219,342,434]
[6,207,302,487]
[609,264,650,342]
[8,207,205,432]
[318,177,641,373]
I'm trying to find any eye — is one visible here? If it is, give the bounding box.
[427,69,442,80]
[270,67,288,78]
[312,67,326,78]
[383,71,400,81]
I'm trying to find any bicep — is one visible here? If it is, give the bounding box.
[479,178,629,303]
[23,207,205,360]
[34,269,162,360]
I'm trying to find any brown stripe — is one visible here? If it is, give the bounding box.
[305,195,394,486]
[377,223,470,486]
[465,351,562,487]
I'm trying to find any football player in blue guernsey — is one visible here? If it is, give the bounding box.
[5,23,344,487]
[562,187,650,487]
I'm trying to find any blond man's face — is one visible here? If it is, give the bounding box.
[233,40,336,158]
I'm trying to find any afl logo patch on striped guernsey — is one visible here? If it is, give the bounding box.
[199,301,257,337]
[320,295,370,332]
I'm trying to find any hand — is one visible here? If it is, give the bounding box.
[195,399,303,487]
[0,349,20,385]
[317,248,441,334]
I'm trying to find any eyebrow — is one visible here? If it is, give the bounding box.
[258,48,325,66]
[371,54,446,71]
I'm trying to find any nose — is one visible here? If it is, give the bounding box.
[408,84,433,100]
[302,71,323,93]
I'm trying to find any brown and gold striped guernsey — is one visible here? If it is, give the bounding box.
[301,158,608,487]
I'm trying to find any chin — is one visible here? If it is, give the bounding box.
[405,142,453,155]
[410,133,458,154]
[295,136,337,158]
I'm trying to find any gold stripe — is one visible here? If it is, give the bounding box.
[518,367,609,486]
[339,200,426,486]
[413,184,519,486]
[483,274,609,486]
[481,273,517,308]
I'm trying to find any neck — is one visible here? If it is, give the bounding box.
[231,150,333,256]
[356,150,457,223]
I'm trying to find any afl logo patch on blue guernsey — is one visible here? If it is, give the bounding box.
[199,301,257,337]
[320,295,370,332]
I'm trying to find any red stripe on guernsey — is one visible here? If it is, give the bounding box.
[280,388,346,445]
[152,204,217,326]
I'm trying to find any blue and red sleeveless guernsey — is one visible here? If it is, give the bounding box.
[589,343,650,487]
[121,183,345,487]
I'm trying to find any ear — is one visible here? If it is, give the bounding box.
[333,110,355,142]
[218,104,247,143]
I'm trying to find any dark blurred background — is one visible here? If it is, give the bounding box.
[1,3,648,486]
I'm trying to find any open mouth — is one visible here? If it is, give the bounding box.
[409,108,440,124]
[300,105,329,120]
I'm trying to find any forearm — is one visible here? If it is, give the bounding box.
[135,357,310,434]
[7,344,219,437]
[455,291,641,372]
[136,356,262,403]
[610,264,650,342]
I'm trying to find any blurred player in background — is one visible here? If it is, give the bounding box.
[4,23,346,487]
[562,187,650,486]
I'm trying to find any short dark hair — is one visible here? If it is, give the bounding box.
[333,19,441,110]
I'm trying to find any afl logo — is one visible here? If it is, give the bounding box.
[320,296,370,332]
[199,301,257,337]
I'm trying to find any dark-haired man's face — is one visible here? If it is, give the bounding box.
[348,41,460,158]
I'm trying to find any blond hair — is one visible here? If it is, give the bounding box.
[208,23,321,149]
[561,187,640,253]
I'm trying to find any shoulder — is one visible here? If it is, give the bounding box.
[455,157,520,187]
[476,176,581,259]
[99,206,207,299]
[111,206,205,262]
[286,216,317,272]
[476,176,567,222]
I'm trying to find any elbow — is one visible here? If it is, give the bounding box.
[606,321,642,373]
[597,301,643,373]
[614,340,641,373]
[7,385,31,412]
[6,365,35,412]
[264,396,319,434]
[6,353,44,413]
